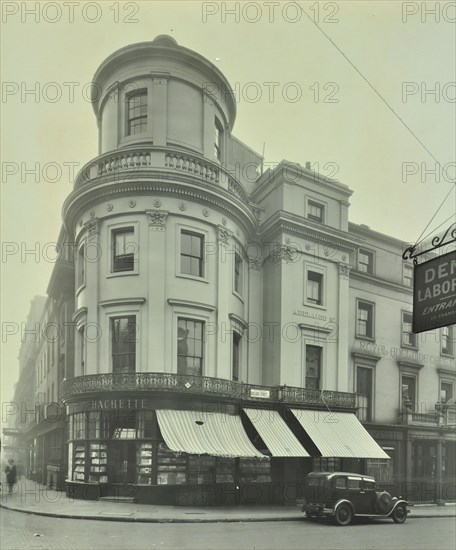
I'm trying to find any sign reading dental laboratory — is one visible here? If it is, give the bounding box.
[413,250,456,333]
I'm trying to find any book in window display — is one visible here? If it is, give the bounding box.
[73,445,85,481]
[88,443,108,483]
[239,458,271,483]
[137,443,153,485]
[157,443,187,485]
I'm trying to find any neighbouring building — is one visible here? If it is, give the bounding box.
[5,36,455,505]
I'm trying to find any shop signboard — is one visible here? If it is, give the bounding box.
[413,250,456,333]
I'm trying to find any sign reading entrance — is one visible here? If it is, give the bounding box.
[413,250,456,333]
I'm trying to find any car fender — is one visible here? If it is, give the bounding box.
[389,499,408,515]
[333,499,354,516]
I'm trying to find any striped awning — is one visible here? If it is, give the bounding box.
[290,409,390,459]
[156,409,266,458]
[243,408,310,457]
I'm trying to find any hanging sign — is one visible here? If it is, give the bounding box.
[413,250,456,333]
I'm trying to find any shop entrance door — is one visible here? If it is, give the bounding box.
[108,442,136,485]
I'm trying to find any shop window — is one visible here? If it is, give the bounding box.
[441,326,454,356]
[87,411,110,439]
[306,271,323,305]
[137,410,155,438]
[88,443,108,483]
[216,457,235,483]
[73,445,86,481]
[356,300,374,339]
[137,443,153,485]
[305,345,321,389]
[73,413,86,439]
[234,252,243,295]
[157,443,187,485]
[232,332,241,382]
[367,453,394,482]
[358,249,374,275]
[127,90,147,135]
[112,228,135,272]
[111,316,136,374]
[111,411,137,439]
[239,458,271,483]
[313,458,342,472]
[180,230,204,278]
[356,366,373,422]
[402,375,417,412]
[177,318,204,376]
[188,455,215,484]
[401,311,417,348]
[307,200,324,223]
[403,264,413,288]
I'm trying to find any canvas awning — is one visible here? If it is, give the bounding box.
[243,408,310,457]
[290,409,390,459]
[156,409,266,458]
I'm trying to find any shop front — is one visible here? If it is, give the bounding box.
[64,392,390,505]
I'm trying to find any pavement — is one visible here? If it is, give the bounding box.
[1,479,455,523]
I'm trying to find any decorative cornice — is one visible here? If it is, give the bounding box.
[63,177,257,241]
[99,298,146,308]
[350,270,413,295]
[167,298,216,312]
[228,313,248,330]
[352,351,382,366]
[298,322,335,334]
[437,368,456,378]
[397,359,424,371]
[146,209,169,230]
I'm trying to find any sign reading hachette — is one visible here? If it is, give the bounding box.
[413,250,456,333]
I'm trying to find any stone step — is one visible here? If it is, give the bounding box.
[99,496,136,503]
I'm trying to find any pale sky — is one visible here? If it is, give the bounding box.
[1,1,455,408]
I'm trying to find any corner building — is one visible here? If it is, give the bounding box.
[55,36,455,505]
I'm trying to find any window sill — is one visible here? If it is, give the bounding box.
[355,335,375,342]
[303,301,326,310]
[401,344,418,351]
[176,273,209,284]
[106,270,139,279]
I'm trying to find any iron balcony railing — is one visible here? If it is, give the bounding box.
[61,373,357,409]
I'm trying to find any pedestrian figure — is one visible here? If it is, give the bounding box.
[4,459,17,494]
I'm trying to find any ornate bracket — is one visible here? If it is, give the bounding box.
[402,222,456,265]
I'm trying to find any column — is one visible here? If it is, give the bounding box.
[83,218,100,374]
[215,226,232,379]
[146,210,169,372]
[337,262,351,391]
[151,74,168,146]
[247,256,263,385]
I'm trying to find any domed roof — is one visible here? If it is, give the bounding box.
[152,35,178,46]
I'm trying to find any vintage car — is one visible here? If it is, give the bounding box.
[302,472,409,526]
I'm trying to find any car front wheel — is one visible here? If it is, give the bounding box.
[391,504,407,524]
[335,504,353,526]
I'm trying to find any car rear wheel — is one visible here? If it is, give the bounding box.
[391,504,407,524]
[335,504,353,526]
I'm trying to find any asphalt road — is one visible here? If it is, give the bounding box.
[1,509,455,550]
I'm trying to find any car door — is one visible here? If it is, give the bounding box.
[346,476,368,513]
